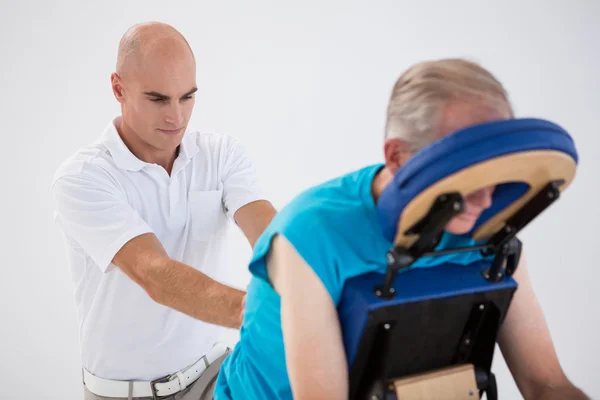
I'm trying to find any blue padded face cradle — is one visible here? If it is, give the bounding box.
[377,118,579,243]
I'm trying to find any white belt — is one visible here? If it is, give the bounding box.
[83,343,230,399]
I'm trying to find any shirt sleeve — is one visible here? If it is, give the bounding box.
[52,164,153,272]
[248,206,344,305]
[220,136,269,220]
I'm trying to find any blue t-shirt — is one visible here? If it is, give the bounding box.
[214,164,487,399]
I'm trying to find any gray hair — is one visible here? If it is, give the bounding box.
[384,58,514,152]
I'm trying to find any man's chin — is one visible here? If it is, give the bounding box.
[445,217,478,235]
[150,135,183,153]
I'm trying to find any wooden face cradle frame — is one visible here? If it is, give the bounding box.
[394,150,577,248]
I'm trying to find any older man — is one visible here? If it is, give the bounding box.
[214,58,589,400]
[52,22,276,399]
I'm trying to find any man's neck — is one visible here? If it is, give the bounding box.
[371,166,393,204]
[117,119,177,174]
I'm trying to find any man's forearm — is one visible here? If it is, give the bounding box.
[147,258,245,329]
[535,383,589,400]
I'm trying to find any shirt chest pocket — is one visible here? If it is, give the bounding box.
[188,189,225,241]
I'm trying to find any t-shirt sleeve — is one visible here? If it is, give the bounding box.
[248,207,344,305]
[52,164,153,272]
[220,136,269,220]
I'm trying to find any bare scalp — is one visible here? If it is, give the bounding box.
[116,21,195,79]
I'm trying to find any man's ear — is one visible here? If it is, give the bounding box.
[383,138,412,174]
[110,72,125,104]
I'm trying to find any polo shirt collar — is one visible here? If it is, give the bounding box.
[178,127,199,162]
[101,117,199,172]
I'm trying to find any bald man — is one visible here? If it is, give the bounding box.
[52,22,276,400]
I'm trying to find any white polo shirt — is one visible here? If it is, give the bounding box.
[52,117,266,381]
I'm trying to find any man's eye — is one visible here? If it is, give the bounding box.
[182,96,192,101]
[150,98,165,102]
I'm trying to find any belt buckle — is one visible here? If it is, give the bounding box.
[150,374,172,400]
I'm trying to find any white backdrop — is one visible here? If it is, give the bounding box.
[1,1,598,399]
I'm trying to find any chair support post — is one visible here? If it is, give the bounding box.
[375,192,464,298]
[375,179,562,298]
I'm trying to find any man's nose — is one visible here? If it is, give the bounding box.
[467,187,494,209]
[165,103,184,126]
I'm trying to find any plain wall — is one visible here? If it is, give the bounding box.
[1,1,598,399]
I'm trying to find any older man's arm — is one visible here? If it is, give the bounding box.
[497,254,589,399]
[266,234,349,400]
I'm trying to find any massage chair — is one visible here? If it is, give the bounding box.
[338,118,578,399]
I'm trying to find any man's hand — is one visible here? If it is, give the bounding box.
[113,232,246,329]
